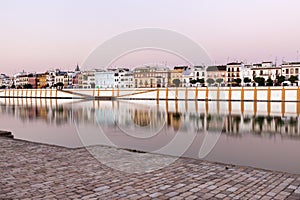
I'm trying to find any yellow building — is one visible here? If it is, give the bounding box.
[170,66,186,87]
[37,74,47,88]
[133,66,170,88]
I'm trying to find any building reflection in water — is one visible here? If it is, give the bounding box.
[0,98,300,139]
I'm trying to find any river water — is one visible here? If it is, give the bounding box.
[1,98,300,174]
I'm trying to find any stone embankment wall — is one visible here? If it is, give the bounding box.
[0,87,300,102]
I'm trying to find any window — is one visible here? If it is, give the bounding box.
[260,70,263,75]
[286,69,289,74]
[296,68,299,74]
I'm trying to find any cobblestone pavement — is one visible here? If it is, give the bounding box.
[1,137,300,200]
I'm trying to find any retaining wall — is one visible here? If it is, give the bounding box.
[0,87,300,102]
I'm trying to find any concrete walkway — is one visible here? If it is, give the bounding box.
[1,137,300,200]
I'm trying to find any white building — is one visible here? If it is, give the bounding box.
[251,62,280,82]
[46,70,56,88]
[95,70,115,88]
[281,62,300,80]
[65,71,74,88]
[241,64,253,85]
[79,70,95,89]
[0,74,12,88]
[114,68,133,88]
[182,67,194,87]
[193,66,206,80]
[227,62,242,84]
[54,71,66,85]
[118,72,134,88]
[14,71,28,88]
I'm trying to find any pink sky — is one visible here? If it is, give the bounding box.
[1,0,300,74]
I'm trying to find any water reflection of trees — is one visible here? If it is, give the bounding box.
[1,102,300,139]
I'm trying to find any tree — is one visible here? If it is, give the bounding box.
[197,78,205,84]
[266,78,273,86]
[23,84,33,89]
[244,77,251,83]
[10,84,15,89]
[288,75,298,84]
[56,82,64,90]
[0,85,6,89]
[234,78,242,86]
[172,79,181,87]
[254,77,265,86]
[216,78,223,86]
[90,83,96,88]
[206,78,215,86]
[276,76,286,85]
[190,79,197,85]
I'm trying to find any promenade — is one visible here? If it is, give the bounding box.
[1,137,300,200]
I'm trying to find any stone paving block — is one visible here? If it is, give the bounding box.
[1,138,300,200]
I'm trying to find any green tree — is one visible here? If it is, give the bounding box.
[190,79,197,85]
[254,77,265,86]
[172,79,181,87]
[266,78,273,86]
[206,78,215,86]
[0,85,6,89]
[243,77,251,83]
[197,78,205,84]
[56,82,64,90]
[234,78,242,86]
[288,75,298,84]
[23,84,33,89]
[276,75,286,85]
[216,78,223,86]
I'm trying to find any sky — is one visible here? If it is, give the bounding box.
[1,0,300,74]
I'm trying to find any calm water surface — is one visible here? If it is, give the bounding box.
[1,98,300,174]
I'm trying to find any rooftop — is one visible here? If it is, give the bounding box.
[206,65,226,71]
[227,62,242,65]
[282,62,300,66]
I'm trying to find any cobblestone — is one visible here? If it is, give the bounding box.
[1,137,300,199]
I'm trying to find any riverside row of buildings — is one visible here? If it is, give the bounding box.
[1,61,300,89]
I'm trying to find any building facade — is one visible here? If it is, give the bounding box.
[281,62,300,80]
[78,70,95,89]
[227,62,242,84]
[133,66,170,88]
[182,67,194,87]
[0,74,12,88]
[95,70,115,88]
[170,66,187,87]
[251,62,280,82]
[206,65,227,86]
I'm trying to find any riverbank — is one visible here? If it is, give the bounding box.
[1,137,300,199]
[1,86,300,102]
